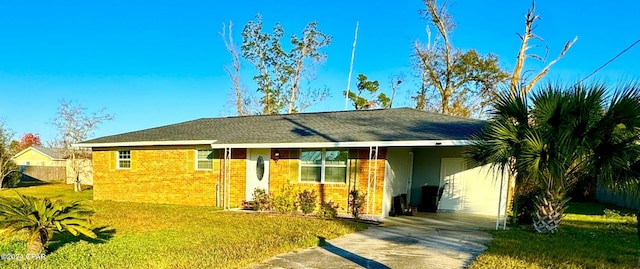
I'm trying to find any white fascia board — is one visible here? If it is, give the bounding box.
[72,140,218,148]
[210,140,471,149]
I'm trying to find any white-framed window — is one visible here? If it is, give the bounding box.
[196,149,214,170]
[117,150,131,169]
[300,148,348,183]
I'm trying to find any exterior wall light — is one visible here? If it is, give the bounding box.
[274,150,280,163]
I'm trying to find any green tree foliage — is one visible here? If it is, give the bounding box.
[0,194,97,253]
[241,14,331,114]
[346,74,390,110]
[468,83,640,233]
[413,0,508,118]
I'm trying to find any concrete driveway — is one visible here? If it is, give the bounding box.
[249,212,497,269]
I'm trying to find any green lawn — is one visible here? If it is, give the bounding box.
[0,183,367,268]
[470,202,640,269]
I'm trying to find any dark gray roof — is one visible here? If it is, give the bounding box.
[82,108,486,145]
[33,146,66,159]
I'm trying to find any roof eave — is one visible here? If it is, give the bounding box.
[209,140,472,149]
[73,140,218,148]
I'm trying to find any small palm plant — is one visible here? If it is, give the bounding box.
[0,194,97,254]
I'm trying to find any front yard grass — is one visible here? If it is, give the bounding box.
[469,202,640,269]
[0,183,367,268]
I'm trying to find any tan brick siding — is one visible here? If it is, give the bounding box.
[93,147,221,206]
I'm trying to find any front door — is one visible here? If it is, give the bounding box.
[438,158,466,211]
[246,148,270,201]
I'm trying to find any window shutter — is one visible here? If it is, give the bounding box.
[186,150,195,171]
[130,151,137,171]
[290,160,299,183]
[109,151,116,171]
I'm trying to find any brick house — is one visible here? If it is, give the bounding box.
[76,108,508,219]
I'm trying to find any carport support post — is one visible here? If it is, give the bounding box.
[503,173,511,230]
[372,145,378,217]
[366,146,379,217]
[366,147,373,216]
[496,171,505,230]
[224,147,232,210]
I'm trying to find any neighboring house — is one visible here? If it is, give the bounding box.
[12,146,66,182]
[76,108,508,219]
[13,146,66,167]
[11,146,93,185]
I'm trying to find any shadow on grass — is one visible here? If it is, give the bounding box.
[566,202,638,216]
[15,179,51,188]
[317,236,390,269]
[47,226,116,253]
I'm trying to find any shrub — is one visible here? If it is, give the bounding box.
[272,183,298,214]
[252,188,271,211]
[298,189,317,215]
[316,201,338,219]
[2,171,20,188]
[348,190,366,220]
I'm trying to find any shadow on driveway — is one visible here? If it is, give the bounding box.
[249,213,495,269]
[318,236,391,269]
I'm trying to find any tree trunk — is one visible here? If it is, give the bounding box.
[74,175,81,192]
[27,229,47,254]
[533,190,570,233]
[441,94,450,114]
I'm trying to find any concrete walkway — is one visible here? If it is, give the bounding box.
[249,213,496,269]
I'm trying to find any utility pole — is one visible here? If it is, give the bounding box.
[344,21,359,110]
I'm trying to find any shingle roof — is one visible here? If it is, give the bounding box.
[32,146,66,159]
[81,108,486,145]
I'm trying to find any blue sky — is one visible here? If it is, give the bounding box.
[1,0,639,143]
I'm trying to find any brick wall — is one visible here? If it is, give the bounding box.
[93,147,221,206]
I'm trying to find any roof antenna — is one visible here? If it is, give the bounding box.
[344,21,359,111]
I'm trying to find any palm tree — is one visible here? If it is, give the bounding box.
[468,83,640,233]
[0,194,97,253]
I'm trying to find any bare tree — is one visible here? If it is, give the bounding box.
[413,0,508,117]
[219,21,249,116]
[388,73,404,108]
[0,120,17,190]
[52,100,113,192]
[510,0,578,96]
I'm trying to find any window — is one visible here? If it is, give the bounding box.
[117,150,131,169]
[196,149,214,170]
[300,148,348,183]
